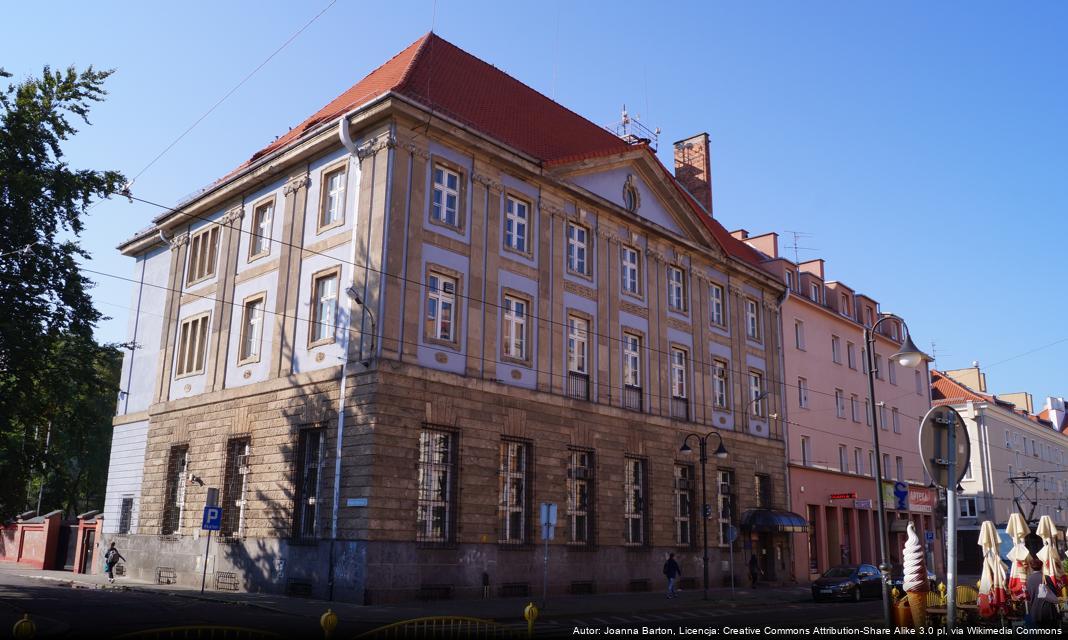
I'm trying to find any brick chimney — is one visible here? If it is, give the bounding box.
[673,133,712,214]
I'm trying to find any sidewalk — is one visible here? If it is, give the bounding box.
[0,562,810,628]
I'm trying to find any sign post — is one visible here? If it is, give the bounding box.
[918,405,970,632]
[200,488,222,595]
[539,503,557,608]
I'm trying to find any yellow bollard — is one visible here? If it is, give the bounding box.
[12,614,36,640]
[938,582,947,606]
[320,609,338,639]
[524,602,539,638]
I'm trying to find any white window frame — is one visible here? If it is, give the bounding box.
[567,450,594,545]
[854,448,863,475]
[238,295,265,364]
[835,389,846,418]
[810,283,821,303]
[851,395,860,422]
[623,332,641,388]
[745,299,760,341]
[749,371,765,417]
[800,436,812,467]
[798,377,809,409]
[621,246,641,295]
[831,335,841,364]
[426,273,457,343]
[502,295,528,361]
[847,342,857,369]
[667,266,687,312]
[959,497,977,518]
[794,320,805,350]
[310,270,339,345]
[713,359,729,408]
[892,408,900,433]
[566,222,589,276]
[840,292,850,317]
[889,360,898,385]
[498,440,529,543]
[431,164,461,228]
[896,456,904,482]
[710,283,725,326]
[567,315,588,374]
[839,445,848,473]
[504,195,530,254]
[674,464,694,547]
[670,347,687,399]
[185,225,220,286]
[320,166,346,230]
[624,457,646,546]
[249,200,273,260]
[175,313,210,378]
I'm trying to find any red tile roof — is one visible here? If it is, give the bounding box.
[930,369,995,405]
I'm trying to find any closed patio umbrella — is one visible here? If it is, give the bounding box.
[1006,512,1033,600]
[977,520,1010,618]
[1036,515,1068,594]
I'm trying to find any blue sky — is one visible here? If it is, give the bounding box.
[5,1,1066,403]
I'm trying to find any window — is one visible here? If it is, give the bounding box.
[670,348,687,399]
[717,470,735,546]
[118,497,134,535]
[915,370,923,395]
[567,223,589,275]
[755,474,771,508]
[310,270,339,345]
[623,332,641,388]
[963,459,973,481]
[794,320,805,350]
[674,464,695,547]
[835,389,845,418]
[502,295,528,361]
[710,284,725,326]
[861,348,868,374]
[864,399,872,426]
[800,436,812,466]
[839,445,848,473]
[879,404,888,430]
[295,428,324,539]
[889,360,898,385]
[892,408,900,433]
[621,246,640,295]
[567,315,588,374]
[798,378,809,408]
[431,164,461,228]
[567,450,594,545]
[851,395,860,422]
[499,440,530,544]
[745,299,760,340]
[249,200,273,259]
[831,335,842,364]
[175,314,210,377]
[847,342,857,369]
[840,293,850,317]
[417,428,456,543]
[713,360,729,408]
[624,457,646,545]
[810,283,821,303]
[667,266,687,312]
[865,307,874,328]
[854,448,863,476]
[890,322,900,341]
[785,271,793,291]
[320,166,346,229]
[869,451,875,478]
[220,437,250,538]
[186,225,220,285]
[959,497,977,518]
[504,195,529,253]
[875,354,884,380]
[749,371,765,417]
[160,445,188,535]
[896,456,904,482]
[238,295,265,363]
[883,453,891,479]
[426,272,457,343]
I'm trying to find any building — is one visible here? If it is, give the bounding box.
[101,33,804,603]
[931,366,1068,572]
[739,233,936,581]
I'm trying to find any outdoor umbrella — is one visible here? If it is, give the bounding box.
[977,520,1010,618]
[1036,515,1068,595]
[1006,512,1033,600]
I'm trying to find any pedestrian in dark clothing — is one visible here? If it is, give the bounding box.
[748,554,760,588]
[103,542,125,584]
[663,553,681,599]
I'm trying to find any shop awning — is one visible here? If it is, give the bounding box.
[740,509,809,533]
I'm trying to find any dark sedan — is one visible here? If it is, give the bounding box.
[811,564,884,602]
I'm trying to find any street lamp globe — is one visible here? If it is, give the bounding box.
[713,441,728,459]
[679,442,693,454]
[891,334,931,368]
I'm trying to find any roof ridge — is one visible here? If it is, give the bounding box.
[396,31,435,89]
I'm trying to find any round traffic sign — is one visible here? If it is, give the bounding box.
[918,405,971,489]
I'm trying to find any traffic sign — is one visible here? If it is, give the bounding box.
[540,503,557,541]
[726,525,738,544]
[703,504,713,519]
[925,531,935,543]
[202,506,223,531]
[919,405,971,488]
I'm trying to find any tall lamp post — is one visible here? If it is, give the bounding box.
[865,314,931,628]
[680,430,729,600]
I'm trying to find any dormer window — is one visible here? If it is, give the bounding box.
[840,293,850,318]
[810,283,821,304]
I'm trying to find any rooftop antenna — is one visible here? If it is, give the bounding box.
[606,104,660,152]
[782,230,817,264]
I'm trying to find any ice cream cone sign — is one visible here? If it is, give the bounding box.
[1036,516,1068,593]
[903,522,930,630]
[1006,512,1033,601]
[977,520,1009,618]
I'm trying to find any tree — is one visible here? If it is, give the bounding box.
[0,66,125,517]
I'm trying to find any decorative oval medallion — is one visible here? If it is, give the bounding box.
[719,416,727,425]
[243,370,252,379]
[510,369,522,380]
[316,352,325,363]
[184,384,191,393]
[435,352,448,364]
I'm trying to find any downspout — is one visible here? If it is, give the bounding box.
[774,285,794,581]
[329,112,363,599]
[977,406,994,517]
[122,255,148,415]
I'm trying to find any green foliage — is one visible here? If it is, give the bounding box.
[0,65,125,517]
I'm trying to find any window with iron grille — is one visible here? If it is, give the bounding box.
[119,496,134,534]
[220,438,250,537]
[294,429,324,539]
[498,440,530,544]
[717,469,735,546]
[623,457,646,546]
[755,474,771,509]
[674,464,695,548]
[417,428,456,543]
[567,449,594,546]
[161,445,188,535]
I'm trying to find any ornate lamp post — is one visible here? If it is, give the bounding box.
[865,313,931,628]
[680,430,728,600]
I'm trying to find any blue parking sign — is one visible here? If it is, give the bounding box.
[202,506,223,531]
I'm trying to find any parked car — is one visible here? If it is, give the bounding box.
[888,563,938,593]
[811,564,883,602]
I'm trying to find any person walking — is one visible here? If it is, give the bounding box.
[748,553,760,589]
[663,553,681,599]
[103,542,125,584]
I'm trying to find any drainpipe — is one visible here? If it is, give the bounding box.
[329,112,363,599]
[774,285,794,581]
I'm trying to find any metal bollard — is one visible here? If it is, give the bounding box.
[524,602,539,638]
[320,609,338,639]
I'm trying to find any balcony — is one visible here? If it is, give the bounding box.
[670,396,690,421]
[567,371,590,401]
[622,385,643,412]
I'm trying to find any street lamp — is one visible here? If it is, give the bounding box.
[865,313,931,628]
[680,430,728,600]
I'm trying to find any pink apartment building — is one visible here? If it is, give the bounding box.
[739,232,937,583]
